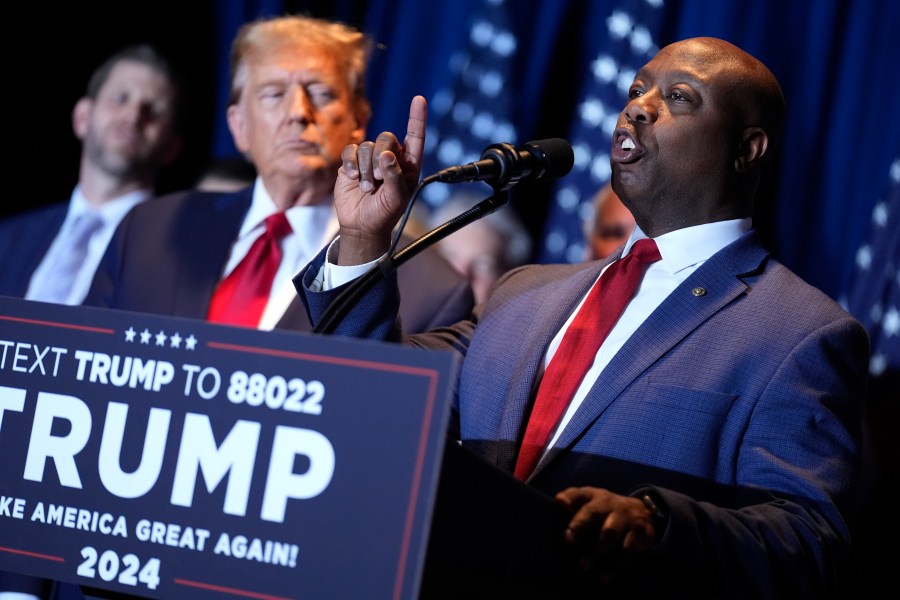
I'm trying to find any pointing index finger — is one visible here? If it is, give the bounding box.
[402,95,428,170]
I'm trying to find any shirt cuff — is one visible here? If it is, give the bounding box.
[311,237,385,292]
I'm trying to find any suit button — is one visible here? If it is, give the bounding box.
[692,287,707,297]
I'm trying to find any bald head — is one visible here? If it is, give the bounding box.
[610,37,787,235]
[661,37,786,158]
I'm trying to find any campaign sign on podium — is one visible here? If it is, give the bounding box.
[0,296,456,599]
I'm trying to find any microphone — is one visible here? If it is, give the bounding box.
[313,139,572,334]
[432,138,574,190]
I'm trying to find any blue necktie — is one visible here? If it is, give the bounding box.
[31,213,104,304]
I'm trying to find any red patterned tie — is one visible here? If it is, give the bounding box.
[513,238,662,481]
[207,212,292,327]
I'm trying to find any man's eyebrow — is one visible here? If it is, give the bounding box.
[632,67,704,87]
[668,69,704,86]
[254,75,289,88]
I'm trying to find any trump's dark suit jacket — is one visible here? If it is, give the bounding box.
[84,187,474,333]
[299,230,869,598]
[0,203,68,297]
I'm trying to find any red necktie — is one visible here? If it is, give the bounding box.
[207,212,292,327]
[513,238,662,481]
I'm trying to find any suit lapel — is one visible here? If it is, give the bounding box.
[172,189,252,318]
[530,232,769,479]
[0,204,67,297]
[476,259,614,471]
[34,207,68,273]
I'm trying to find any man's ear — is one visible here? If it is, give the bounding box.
[350,124,366,145]
[735,127,769,173]
[226,103,250,153]
[72,97,92,140]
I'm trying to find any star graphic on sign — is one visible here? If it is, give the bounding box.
[170,332,183,349]
[185,335,198,350]
[155,331,168,346]
[140,329,152,344]
[125,327,136,342]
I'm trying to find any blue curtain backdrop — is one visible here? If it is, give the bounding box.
[208,0,900,306]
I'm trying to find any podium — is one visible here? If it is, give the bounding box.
[0,297,576,599]
[421,439,578,599]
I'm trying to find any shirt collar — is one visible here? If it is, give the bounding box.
[68,185,152,224]
[247,177,338,242]
[624,218,752,275]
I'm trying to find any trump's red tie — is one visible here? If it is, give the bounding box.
[207,212,292,327]
[513,238,662,481]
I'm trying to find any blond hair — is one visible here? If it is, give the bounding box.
[229,15,373,123]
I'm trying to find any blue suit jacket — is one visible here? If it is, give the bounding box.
[298,230,869,597]
[85,187,473,333]
[0,203,67,297]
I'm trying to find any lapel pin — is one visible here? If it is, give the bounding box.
[692,287,707,297]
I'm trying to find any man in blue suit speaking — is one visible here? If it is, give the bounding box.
[297,37,869,597]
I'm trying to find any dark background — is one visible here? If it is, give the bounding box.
[9,1,219,210]
[7,0,899,304]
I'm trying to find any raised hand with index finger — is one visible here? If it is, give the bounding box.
[332,95,428,266]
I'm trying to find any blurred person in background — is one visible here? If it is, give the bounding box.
[583,182,635,261]
[0,44,182,305]
[430,192,532,304]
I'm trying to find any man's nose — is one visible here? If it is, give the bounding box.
[288,88,314,123]
[624,91,658,123]
[115,100,142,126]
[134,103,162,127]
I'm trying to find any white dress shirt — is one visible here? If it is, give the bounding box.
[25,186,150,305]
[221,179,339,330]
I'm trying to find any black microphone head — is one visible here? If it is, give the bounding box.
[434,138,574,190]
[522,138,574,180]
